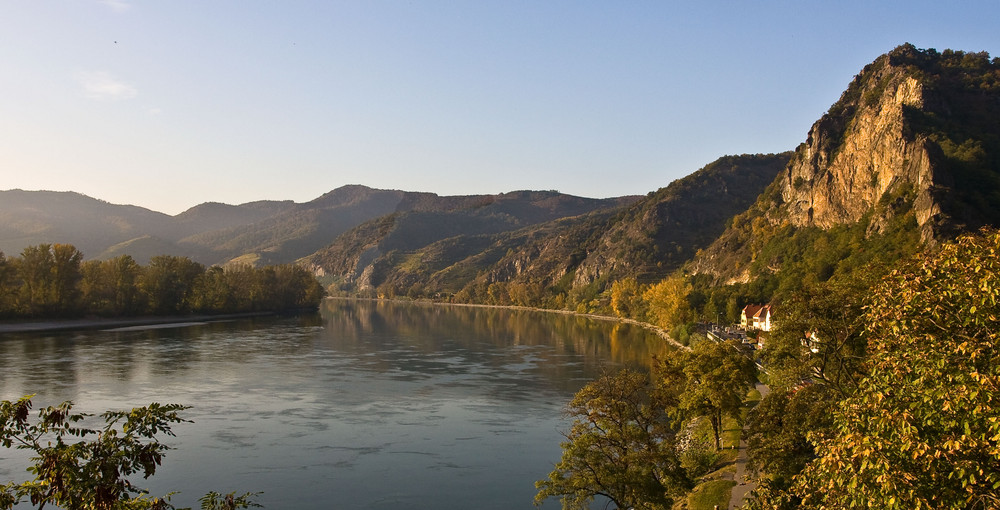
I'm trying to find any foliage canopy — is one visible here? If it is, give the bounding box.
[0,396,260,510]
[791,229,1000,508]
[534,369,690,510]
[0,244,325,320]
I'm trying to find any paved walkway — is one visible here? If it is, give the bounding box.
[729,382,770,510]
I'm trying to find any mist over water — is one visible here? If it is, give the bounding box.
[0,299,673,509]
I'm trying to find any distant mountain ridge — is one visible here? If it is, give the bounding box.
[304,44,1000,310]
[5,44,1000,316]
[0,186,636,267]
[0,190,175,261]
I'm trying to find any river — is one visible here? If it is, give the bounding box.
[0,299,674,509]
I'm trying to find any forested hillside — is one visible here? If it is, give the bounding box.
[682,44,1000,320]
[307,153,789,311]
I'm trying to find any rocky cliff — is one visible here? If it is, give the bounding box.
[691,44,1000,284]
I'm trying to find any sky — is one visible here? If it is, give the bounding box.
[2,1,999,215]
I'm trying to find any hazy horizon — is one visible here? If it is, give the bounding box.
[4,1,999,215]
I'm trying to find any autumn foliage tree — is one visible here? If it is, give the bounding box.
[609,277,645,319]
[642,275,692,330]
[791,229,1000,509]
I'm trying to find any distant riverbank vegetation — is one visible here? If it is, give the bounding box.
[0,244,325,320]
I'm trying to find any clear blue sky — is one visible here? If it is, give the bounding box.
[3,1,999,215]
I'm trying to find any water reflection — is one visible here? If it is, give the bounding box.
[0,300,675,509]
[321,299,672,363]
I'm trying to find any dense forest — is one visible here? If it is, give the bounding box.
[0,243,325,320]
[534,228,1000,509]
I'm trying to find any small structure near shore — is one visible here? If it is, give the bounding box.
[740,304,772,332]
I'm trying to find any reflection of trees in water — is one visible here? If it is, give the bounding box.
[0,316,325,401]
[0,304,675,406]
[319,299,676,375]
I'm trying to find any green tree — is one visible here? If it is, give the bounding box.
[670,339,756,451]
[794,229,1000,509]
[267,264,325,310]
[81,255,144,316]
[50,244,84,314]
[141,256,205,315]
[197,492,262,510]
[535,369,690,510]
[761,276,872,396]
[0,251,16,316]
[745,385,836,489]
[190,266,235,313]
[0,396,260,510]
[15,244,55,315]
[741,267,885,509]
[14,244,83,316]
[222,264,262,312]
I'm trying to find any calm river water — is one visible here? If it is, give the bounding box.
[0,299,674,509]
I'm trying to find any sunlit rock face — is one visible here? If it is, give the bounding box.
[689,45,1000,283]
[782,70,939,241]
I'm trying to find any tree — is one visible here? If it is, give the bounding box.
[794,229,1000,509]
[535,369,690,510]
[745,384,836,488]
[664,339,757,451]
[14,244,84,316]
[81,255,144,316]
[141,256,205,315]
[610,277,645,319]
[15,244,55,315]
[741,268,884,508]
[50,244,84,315]
[268,264,325,310]
[0,251,16,317]
[761,276,872,396]
[643,275,692,330]
[190,266,235,313]
[0,396,259,510]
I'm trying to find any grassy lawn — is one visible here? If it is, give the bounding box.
[678,384,762,509]
[718,417,741,464]
[685,479,736,510]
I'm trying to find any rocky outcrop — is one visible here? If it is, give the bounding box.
[781,64,939,241]
[690,44,1000,283]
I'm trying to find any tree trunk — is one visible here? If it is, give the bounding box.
[711,410,722,451]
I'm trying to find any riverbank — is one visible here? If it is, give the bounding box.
[0,312,275,334]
